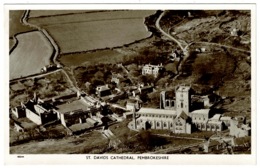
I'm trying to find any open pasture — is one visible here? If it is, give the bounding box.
[28,10,156,26]
[28,10,156,53]
[9,10,36,38]
[28,10,104,18]
[9,31,53,79]
[59,49,125,67]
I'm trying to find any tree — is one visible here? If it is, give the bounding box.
[147,91,160,107]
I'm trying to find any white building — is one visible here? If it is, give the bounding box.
[142,64,163,77]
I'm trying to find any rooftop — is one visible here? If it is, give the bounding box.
[143,64,163,68]
[208,120,222,124]
[177,111,189,120]
[96,85,110,91]
[56,99,91,114]
[220,116,232,121]
[191,109,210,115]
[211,114,222,121]
[138,108,177,116]
[176,85,190,92]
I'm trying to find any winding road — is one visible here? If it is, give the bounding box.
[155,10,251,76]
[155,11,186,53]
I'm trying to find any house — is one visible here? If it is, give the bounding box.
[203,140,223,153]
[12,118,37,132]
[220,116,232,128]
[21,95,58,125]
[142,63,164,77]
[111,73,130,86]
[11,106,26,118]
[230,117,251,138]
[230,28,239,36]
[96,85,111,97]
[169,49,183,60]
[123,111,134,119]
[126,100,140,112]
[132,89,141,97]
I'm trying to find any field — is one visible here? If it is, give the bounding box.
[10,130,109,154]
[9,31,53,79]
[28,10,104,18]
[9,10,36,38]
[59,49,125,67]
[27,10,156,53]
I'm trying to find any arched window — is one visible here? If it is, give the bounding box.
[157,122,160,127]
[171,101,174,107]
[164,122,167,127]
[170,123,173,127]
[166,101,169,107]
[181,102,183,108]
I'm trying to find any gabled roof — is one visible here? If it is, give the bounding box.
[138,108,177,116]
[211,114,222,121]
[191,109,210,115]
[177,111,189,120]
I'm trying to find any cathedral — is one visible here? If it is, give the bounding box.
[129,85,226,134]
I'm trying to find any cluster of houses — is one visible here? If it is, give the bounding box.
[10,92,115,135]
[10,52,251,153]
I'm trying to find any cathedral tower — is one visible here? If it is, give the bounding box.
[175,85,191,115]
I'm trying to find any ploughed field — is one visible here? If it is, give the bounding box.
[9,31,53,80]
[27,10,156,53]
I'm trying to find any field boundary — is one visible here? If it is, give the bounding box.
[59,34,153,56]
[28,10,126,19]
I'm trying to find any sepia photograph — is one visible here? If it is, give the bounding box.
[4,2,257,165]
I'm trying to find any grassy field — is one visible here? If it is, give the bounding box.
[28,10,104,18]
[9,10,36,38]
[9,31,53,79]
[59,49,125,67]
[28,10,156,26]
[27,10,155,53]
[10,130,109,154]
